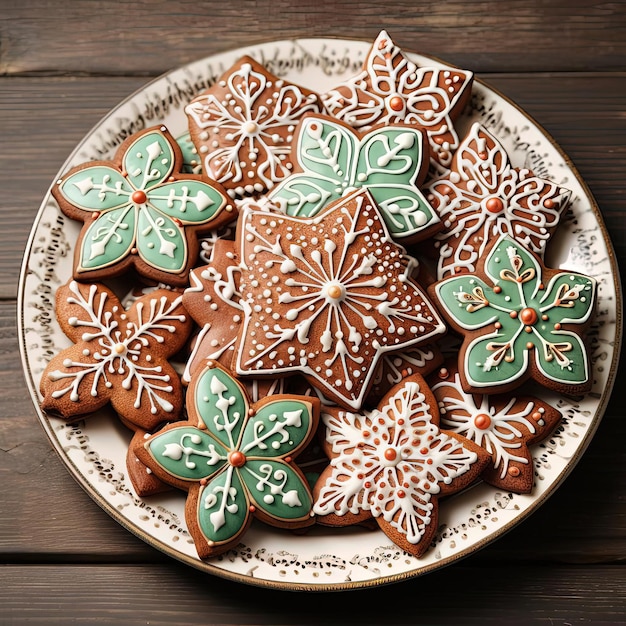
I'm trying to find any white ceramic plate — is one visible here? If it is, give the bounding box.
[18,37,622,591]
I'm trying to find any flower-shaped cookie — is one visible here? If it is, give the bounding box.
[427,123,572,280]
[322,30,473,169]
[40,280,192,430]
[429,359,562,493]
[429,235,596,395]
[134,361,319,558]
[185,56,323,198]
[234,188,447,410]
[268,113,440,243]
[52,125,234,286]
[313,374,490,557]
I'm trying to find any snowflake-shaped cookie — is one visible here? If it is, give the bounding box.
[40,280,192,430]
[322,30,473,169]
[52,125,234,286]
[313,374,490,557]
[134,361,319,558]
[268,113,440,243]
[427,123,572,280]
[185,55,323,198]
[429,234,597,395]
[234,188,447,410]
[429,359,562,493]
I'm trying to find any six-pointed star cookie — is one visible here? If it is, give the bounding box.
[234,187,447,410]
[312,373,490,557]
[427,122,572,280]
[322,29,473,169]
[185,55,323,199]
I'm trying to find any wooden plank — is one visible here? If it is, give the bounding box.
[2,73,625,300]
[1,1,625,75]
[0,563,625,623]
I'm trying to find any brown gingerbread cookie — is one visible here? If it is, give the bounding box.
[312,373,490,557]
[185,55,323,199]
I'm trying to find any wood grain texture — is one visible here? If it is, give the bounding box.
[1,0,625,75]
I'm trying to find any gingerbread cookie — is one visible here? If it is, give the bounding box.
[234,187,447,410]
[427,122,572,280]
[429,359,562,493]
[52,125,234,287]
[134,361,320,559]
[312,373,490,557]
[322,30,473,169]
[185,56,323,199]
[428,234,597,396]
[268,112,441,243]
[40,280,192,430]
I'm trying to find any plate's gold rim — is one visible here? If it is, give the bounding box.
[17,35,623,593]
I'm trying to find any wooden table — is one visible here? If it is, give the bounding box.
[2,1,625,622]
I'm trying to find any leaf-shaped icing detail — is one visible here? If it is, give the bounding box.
[147,180,225,223]
[136,206,186,272]
[60,166,132,212]
[123,130,176,191]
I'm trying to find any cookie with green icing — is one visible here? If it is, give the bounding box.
[134,361,320,559]
[52,125,235,287]
[268,112,441,243]
[312,373,490,557]
[428,234,597,396]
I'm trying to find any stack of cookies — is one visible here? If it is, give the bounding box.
[39,30,596,560]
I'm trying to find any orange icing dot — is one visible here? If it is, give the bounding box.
[388,95,404,111]
[132,190,147,204]
[384,448,397,462]
[228,451,246,468]
[474,413,491,430]
[508,466,521,477]
[520,307,538,325]
[485,197,504,213]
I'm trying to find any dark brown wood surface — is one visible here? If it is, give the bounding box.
[1,1,625,622]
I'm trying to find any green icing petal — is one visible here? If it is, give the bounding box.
[60,166,132,212]
[269,173,339,217]
[194,367,248,450]
[239,400,313,458]
[241,459,312,521]
[464,326,529,388]
[136,206,186,272]
[147,180,225,224]
[534,329,590,385]
[147,426,227,481]
[539,272,597,324]
[79,204,136,270]
[176,132,202,174]
[124,130,175,191]
[197,467,250,545]
[435,276,502,329]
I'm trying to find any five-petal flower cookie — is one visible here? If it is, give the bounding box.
[429,359,562,493]
[40,280,193,430]
[234,188,447,410]
[268,112,441,243]
[428,235,596,395]
[185,56,323,198]
[313,373,490,557]
[52,125,234,286]
[134,361,319,559]
[322,30,473,169]
[427,122,572,280]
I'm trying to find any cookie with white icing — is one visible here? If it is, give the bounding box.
[185,55,323,199]
[268,112,441,243]
[134,361,320,559]
[312,373,490,557]
[52,125,234,287]
[233,187,447,410]
[429,359,562,493]
[40,280,193,430]
[322,29,473,169]
[427,122,572,280]
[428,234,597,396]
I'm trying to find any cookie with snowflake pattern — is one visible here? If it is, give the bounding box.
[185,56,323,199]
[426,122,572,280]
[233,187,447,410]
[428,234,597,396]
[429,359,562,493]
[52,125,235,287]
[40,280,193,430]
[133,360,319,558]
[322,30,473,170]
[312,373,490,557]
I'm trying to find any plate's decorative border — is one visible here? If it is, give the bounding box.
[18,38,622,591]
